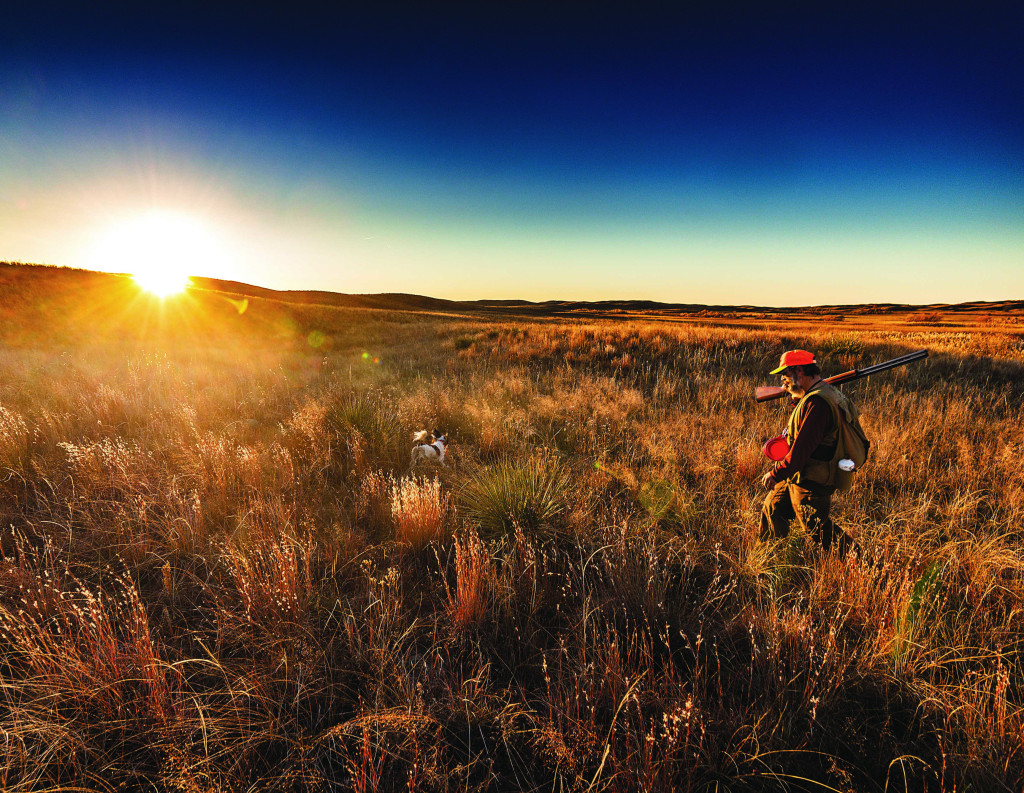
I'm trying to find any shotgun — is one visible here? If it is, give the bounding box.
[755,349,929,403]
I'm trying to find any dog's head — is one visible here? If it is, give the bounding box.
[433,429,448,446]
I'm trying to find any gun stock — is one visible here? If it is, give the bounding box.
[754,350,927,403]
[755,385,788,403]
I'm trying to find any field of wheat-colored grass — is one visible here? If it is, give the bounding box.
[1,269,1023,791]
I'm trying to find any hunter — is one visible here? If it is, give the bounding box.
[759,349,862,556]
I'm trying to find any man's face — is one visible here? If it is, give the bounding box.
[780,366,808,397]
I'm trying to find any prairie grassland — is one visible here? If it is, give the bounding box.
[1,279,1023,791]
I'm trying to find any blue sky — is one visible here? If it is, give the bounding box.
[2,2,1022,304]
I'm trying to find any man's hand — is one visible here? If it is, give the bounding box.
[761,471,777,490]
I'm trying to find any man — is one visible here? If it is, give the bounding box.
[759,349,860,556]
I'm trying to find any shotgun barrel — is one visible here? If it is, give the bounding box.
[755,349,928,403]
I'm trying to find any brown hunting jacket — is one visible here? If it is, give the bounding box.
[769,389,834,484]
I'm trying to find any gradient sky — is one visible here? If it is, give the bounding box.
[2,2,1022,305]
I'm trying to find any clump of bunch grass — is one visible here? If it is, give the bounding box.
[445,529,494,629]
[222,532,314,627]
[459,456,568,540]
[328,393,404,470]
[391,475,450,550]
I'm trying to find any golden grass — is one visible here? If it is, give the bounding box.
[391,475,450,550]
[1,269,1023,790]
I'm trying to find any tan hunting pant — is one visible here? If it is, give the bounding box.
[759,479,856,555]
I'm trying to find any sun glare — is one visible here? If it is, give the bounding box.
[133,268,190,298]
[89,210,226,297]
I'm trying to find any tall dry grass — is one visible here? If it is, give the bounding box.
[1,274,1023,790]
[391,475,450,550]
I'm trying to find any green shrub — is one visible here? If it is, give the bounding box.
[327,394,403,467]
[459,457,568,540]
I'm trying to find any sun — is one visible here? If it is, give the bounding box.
[89,210,225,297]
[133,267,191,298]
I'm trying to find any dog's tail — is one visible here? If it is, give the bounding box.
[412,429,430,444]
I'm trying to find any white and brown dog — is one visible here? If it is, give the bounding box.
[410,430,448,467]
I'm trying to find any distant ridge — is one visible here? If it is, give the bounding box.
[5,263,1023,315]
[190,275,1024,315]
[188,276,464,312]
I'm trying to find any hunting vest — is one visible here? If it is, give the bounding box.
[786,381,857,488]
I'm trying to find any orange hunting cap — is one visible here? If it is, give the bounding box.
[770,349,817,375]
